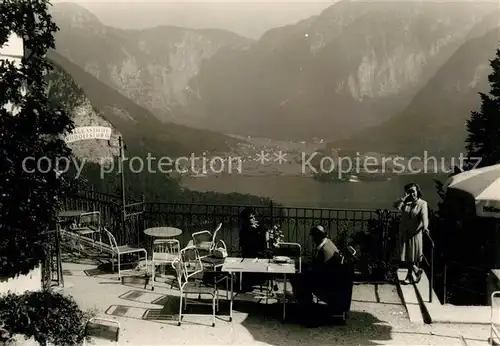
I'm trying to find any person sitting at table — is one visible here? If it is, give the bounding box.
[239,207,273,258]
[238,207,273,292]
[289,225,342,326]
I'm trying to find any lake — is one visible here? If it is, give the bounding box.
[182,173,447,210]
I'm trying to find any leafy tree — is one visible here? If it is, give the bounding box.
[465,46,500,169]
[0,0,77,278]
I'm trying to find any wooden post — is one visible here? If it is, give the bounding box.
[119,136,126,236]
[269,200,274,225]
[56,220,64,287]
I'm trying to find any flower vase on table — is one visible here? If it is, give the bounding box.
[269,225,284,249]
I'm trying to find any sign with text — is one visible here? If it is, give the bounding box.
[477,201,500,219]
[64,126,112,143]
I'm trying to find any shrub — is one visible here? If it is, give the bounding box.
[335,211,399,282]
[0,290,93,346]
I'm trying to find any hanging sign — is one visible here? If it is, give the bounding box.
[64,126,112,143]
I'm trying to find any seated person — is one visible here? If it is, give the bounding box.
[239,207,274,258]
[289,225,343,326]
[238,207,272,291]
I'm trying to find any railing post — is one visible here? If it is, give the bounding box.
[430,246,434,303]
[142,193,146,228]
[56,220,64,288]
[118,136,126,240]
[139,193,145,246]
[378,209,389,262]
[444,262,447,304]
[269,200,274,226]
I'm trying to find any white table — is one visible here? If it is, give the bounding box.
[221,257,296,322]
[144,227,182,238]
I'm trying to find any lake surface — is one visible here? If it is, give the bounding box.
[182,173,447,210]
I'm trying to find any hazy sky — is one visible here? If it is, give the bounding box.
[53,0,335,38]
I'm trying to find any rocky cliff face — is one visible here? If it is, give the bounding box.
[333,22,500,158]
[50,2,253,123]
[46,59,121,163]
[51,0,498,142]
[185,0,496,139]
[47,50,241,160]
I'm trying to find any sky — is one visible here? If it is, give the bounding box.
[52,0,335,38]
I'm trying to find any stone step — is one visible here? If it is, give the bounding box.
[427,304,491,324]
[397,269,425,324]
[412,270,493,325]
[414,268,440,304]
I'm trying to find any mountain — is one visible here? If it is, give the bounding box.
[47,50,243,159]
[46,53,121,163]
[185,0,497,140]
[332,24,500,158]
[44,55,271,205]
[50,2,253,124]
[50,1,497,141]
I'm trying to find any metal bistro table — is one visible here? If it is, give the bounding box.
[144,227,183,238]
[221,257,296,322]
[144,227,183,278]
[58,210,87,218]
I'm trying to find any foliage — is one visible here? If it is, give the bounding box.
[0,290,95,345]
[71,158,275,206]
[465,47,500,169]
[0,0,79,278]
[335,213,399,282]
[46,59,86,114]
[268,225,284,248]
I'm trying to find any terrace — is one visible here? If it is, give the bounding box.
[37,190,492,345]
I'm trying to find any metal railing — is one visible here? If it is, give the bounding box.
[145,201,398,259]
[57,190,440,286]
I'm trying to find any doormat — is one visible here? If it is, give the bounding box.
[84,267,111,277]
[120,290,169,305]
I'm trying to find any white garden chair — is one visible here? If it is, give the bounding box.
[191,222,223,258]
[151,238,180,291]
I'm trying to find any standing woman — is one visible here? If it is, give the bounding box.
[394,183,429,284]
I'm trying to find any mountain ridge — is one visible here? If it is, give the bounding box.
[47,50,244,159]
[50,2,253,124]
[331,25,500,158]
[50,1,500,150]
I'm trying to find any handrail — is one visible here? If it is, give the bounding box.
[125,201,144,208]
[421,230,435,303]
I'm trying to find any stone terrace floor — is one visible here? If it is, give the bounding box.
[51,253,492,346]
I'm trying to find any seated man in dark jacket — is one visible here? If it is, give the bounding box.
[290,225,342,325]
